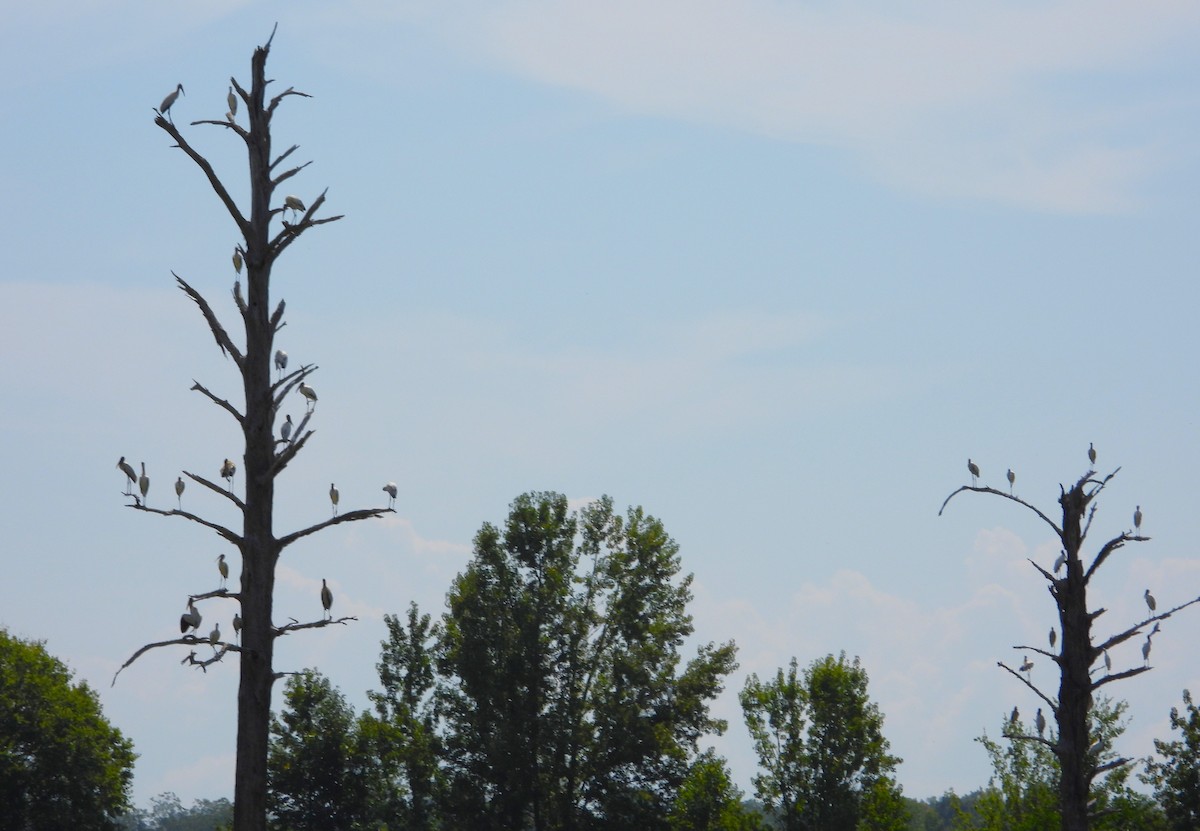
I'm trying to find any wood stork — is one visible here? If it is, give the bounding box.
[159,83,184,121]
[232,612,242,642]
[175,476,185,509]
[283,195,306,220]
[968,458,980,486]
[320,578,333,619]
[299,382,317,411]
[209,622,221,647]
[138,462,150,503]
[217,554,229,589]
[1054,551,1067,573]
[1049,627,1057,649]
[180,600,201,634]
[227,86,237,117]
[1145,589,1157,613]
[1134,505,1143,534]
[1035,708,1046,737]
[1088,442,1096,465]
[275,349,288,379]
[117,457,137,495]
[330,483,339,516]
[1020,655,1033,676]
[1143,636,1152,666]
[280,414,293,443]
[233,248,243,274]
[1007,468,1015,494]
[383,482,398,509]
[221,458,237,490]
[1010,706,1019,724]
[1104,649,1112,672]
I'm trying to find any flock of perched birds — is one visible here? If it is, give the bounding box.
[968,443,1164,737]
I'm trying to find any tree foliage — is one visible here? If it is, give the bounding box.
[0,629,135,831]
[959,700,1165,831]
[437,491,737,831]
[362,602,443,831]
[669,750,763,831]
[1143,689,1200,830]
[740,652,905,831]
[120,792,233,831]
[267,670,376,831]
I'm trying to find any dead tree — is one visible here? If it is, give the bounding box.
[941,455,1200,831]
[112,29,391,831]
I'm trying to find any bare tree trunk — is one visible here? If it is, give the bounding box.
[115,30,390,831]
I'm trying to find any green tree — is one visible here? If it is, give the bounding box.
[363,601,443,830]
[960,700,1165,831]
[120,792,234,831]
[438,492,737,831]
[740,652,905,831]
[1143,689,1200,830]
[0,629,135,831]
[669,750,762,831]
[267,670,375,831]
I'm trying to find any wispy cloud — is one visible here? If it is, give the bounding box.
[435,0,1199,211]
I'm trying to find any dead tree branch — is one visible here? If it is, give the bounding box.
[997,661,1059,711]
[277,508,391,551]
[175,273,244,366]
[184,471,246,512]
[155,118,250,238]
[191,380,245,425]
[273,615,357,638]
[939,485,1064,537]
[112,635,240,686]
[126,503,242,546]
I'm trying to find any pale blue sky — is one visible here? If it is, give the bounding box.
[2,0,1198,809]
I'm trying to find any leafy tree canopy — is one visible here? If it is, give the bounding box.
[0,628,136,831]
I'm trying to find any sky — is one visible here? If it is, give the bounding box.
[2,0,1199,811]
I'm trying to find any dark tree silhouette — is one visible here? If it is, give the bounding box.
[941,453,1200,831]
[111,29,391,831]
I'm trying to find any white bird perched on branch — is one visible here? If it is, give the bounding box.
[1054,551,1067,573]
[159,83,184,121]
[1020,655,1033,677]
[217,554,229,589]
[232,612,242,642]
[1049,627,1057,649]
[221,458,237,490]
[180,600,201,634]
[1036,708,1046,737]
[1088,442,1097,465]
[232,247,242,274]
[329,483,339,516]
[383,482,398,509]
[175,476,185,509]
[1010,706,1019,724]
[227,85,237,117]
[208,622,221,647]
[139,462,150,503]
[1134,505,1143,534]
[1007,468,1015,494]
[117,457,137,495]
[320,578,333,619]
[1145,588,1157,613]
[1104,649,1112,672]
[967,458,980,486]
[283,195,305,219]
[275,349,287,379]
[280,414,293,444]
[1143,636,1152,666]
[299,382,317,411]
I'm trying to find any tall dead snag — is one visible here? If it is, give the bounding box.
[113,30,392,831]
[940,453,1200,831]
